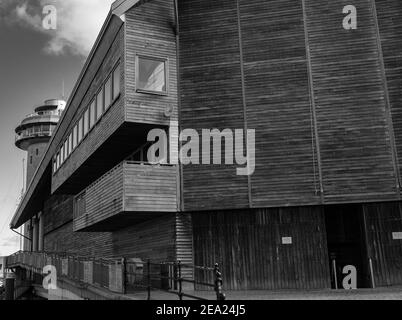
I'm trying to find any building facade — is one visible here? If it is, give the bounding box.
[9,0,402,292]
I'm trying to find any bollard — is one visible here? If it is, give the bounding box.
[214,263,226,301]
[5,272,16,300]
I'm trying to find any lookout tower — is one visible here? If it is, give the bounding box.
[15,99,65,186]
[15,99,65,251]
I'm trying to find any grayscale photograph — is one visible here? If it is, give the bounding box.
[0,0,401,310]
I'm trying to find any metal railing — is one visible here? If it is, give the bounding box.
[125,260,226,300]
[6,251,226,300]
[6,251,125,294]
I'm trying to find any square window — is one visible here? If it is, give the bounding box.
[105,76,112,110]
[96,88,104,120]
[136,56,167,94]
[113,63,121,100]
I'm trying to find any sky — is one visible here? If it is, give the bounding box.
[0,0,114,256]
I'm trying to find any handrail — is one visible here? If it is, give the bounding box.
[6,251,226,300]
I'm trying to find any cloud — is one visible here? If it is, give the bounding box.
[2,0,115,57]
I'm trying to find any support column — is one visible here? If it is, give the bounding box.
[38,212,44,252]
[32,216,39,252]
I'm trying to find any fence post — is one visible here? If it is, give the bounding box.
[178,261,183,300]
[214,263,226,301]
[122,258,126,294]
[332,259,338,290]
[147,259,151,300]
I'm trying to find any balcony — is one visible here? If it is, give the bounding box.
[73,161,178,231]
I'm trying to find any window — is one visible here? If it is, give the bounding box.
[73,125,78,149]
[30,156,32,164]
[68,133,73,155]
[96,88,104,121]
[53,159,57,173]
[61,146,65,164]
[136,56,167,94]
[113,62,121,99]
[57,152,60,169]
[64,140,68,159]
[90,100,96,128]
[84,108,89,136]
[36,149,39,156]
[78,117,83,143]
[105,76,112,110]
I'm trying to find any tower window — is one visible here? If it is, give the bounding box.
[36,148,39,156]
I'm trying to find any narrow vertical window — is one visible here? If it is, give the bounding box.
[64,140,68,159]
[84,108,89,136]
[73,125,78,149]
[105,76,112,110]
[90,100,96,128]
[78,117,83,143]
[68,133,73,155]
[113,62,121,100]
[96,88,104,121]
[61,146,65,164]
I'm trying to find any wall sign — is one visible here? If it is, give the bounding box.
[282,237,292,245]
[392,232,402,240]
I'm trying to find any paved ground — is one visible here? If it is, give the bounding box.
[127,286,402,300]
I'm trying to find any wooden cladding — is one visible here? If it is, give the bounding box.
[124,0,178,125]
[304,0,398,201]
[178,0,402,211]
[192,207,330,290]
[73,161,178,231]
[375,0,402,191]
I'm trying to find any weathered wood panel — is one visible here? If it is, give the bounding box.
[304,0,398,202]
[175,213,193,282]
[240,0,320,207]
[43,195,74,234]
[363,202,402,286]
[124,162,178,212]
[73,161,177,231]
[192,207,330,290]
[178,0,250,211]
[112,214,176,262]
[125,0,178,125]
[375,0,402,191]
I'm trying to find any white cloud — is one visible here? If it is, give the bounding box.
[6,0,115,57]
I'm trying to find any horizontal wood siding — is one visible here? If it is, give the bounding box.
[175,213,193,281]
[112,214,176,261]
[43,195,74,235]
[192,208,330,290]
[304,0,397,202]
[363,202,402,286]
[73,163,124,231]
[73,161,177,231]
[375,0,402,191]
[123,162,177,212]
[178,0,249,211]
[240,0,320,207]
[52,25,125,194]
[125,0,178,125]
[44,222,113,257]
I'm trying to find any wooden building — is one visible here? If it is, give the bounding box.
[9,0,402,291]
